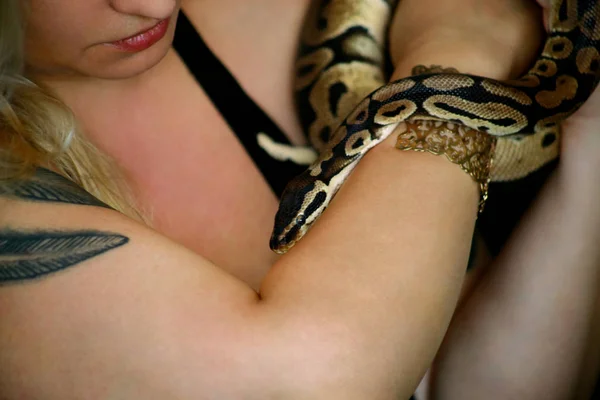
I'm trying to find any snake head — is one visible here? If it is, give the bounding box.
[269,174,329,254]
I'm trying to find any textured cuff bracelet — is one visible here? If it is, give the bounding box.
[395,118,496,213]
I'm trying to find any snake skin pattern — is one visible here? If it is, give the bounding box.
[270,0,600,253]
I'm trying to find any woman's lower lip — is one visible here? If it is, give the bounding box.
[108,19,170,52]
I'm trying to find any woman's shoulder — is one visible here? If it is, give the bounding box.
[0,167,261,398]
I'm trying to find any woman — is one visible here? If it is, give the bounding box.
[0,0,597,398]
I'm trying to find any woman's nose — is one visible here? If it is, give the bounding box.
[109,0,177,20]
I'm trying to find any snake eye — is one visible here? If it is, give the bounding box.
[295,214,307,225]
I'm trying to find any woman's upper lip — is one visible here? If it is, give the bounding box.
[109,20,166,44]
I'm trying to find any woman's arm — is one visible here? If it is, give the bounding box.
[430,86,600,400]
[388,1,600,397]
[426,1,600,395]
[0,137,475,400]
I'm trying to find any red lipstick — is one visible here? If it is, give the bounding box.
[108,18,170,52]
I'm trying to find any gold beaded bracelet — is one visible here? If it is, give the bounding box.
[395,118,496,213]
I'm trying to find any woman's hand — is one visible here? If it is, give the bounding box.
[388,0,545,80]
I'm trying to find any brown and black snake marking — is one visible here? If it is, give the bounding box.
[271,0,600,253]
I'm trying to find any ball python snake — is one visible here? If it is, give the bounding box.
[270,0,600,254]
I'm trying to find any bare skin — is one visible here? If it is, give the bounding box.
[1,0,578,398]
[30,0,543,291]
[30,0,312,289]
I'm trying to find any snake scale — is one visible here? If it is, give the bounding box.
[270,0,600,254]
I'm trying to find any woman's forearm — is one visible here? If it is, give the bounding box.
[430,141,600,399]
[260,131,478,397]
[256,42,533,393]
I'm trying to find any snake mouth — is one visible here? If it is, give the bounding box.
[270,221,307,254]
[269,236,297,254]
[270,212,307,254]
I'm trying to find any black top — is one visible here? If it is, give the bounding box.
[172,12,307,198]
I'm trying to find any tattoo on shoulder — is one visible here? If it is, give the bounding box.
[0,229,129,284]
[0,168,112,209]
[0,169,130,285]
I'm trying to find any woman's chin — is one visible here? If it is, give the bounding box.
[94,44,173,80]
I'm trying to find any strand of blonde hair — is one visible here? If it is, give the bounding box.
[0,0,146,223]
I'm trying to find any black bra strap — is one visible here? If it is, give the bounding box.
[172,12,306,197]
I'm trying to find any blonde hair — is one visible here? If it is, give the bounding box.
[0,0,144,221]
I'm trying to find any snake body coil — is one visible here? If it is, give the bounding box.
[270,0,600,254]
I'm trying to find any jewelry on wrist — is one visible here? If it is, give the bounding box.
[395,118,496,213]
